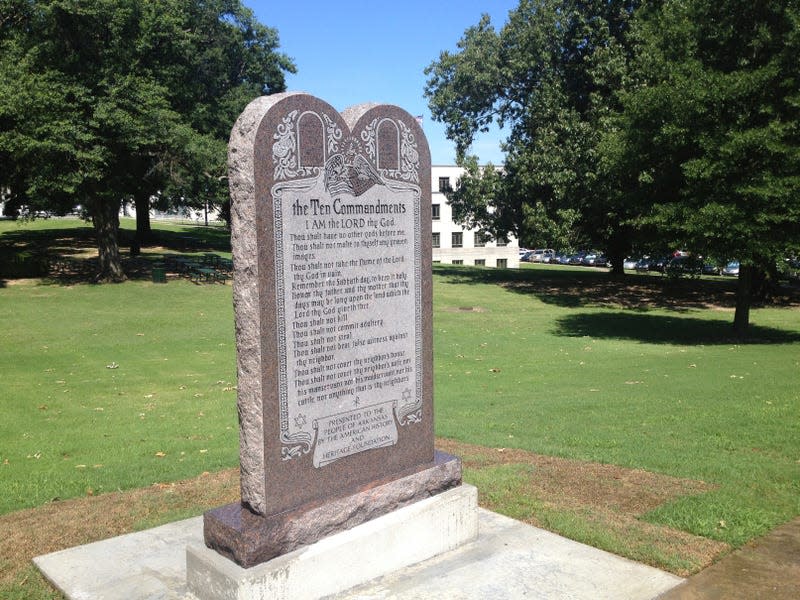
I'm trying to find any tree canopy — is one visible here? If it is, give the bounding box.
[424,0,641,270]
[425,0,800,332]
[0,0,295,280]
[618,0,800,332]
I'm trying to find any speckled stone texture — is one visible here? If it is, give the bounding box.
[204,451,462,568]
[207,92,450,569]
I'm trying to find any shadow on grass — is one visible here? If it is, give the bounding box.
[434,264,800,311]
[0,222,230,284]
[554,311,800,345]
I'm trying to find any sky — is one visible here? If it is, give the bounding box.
[245,0,519,165]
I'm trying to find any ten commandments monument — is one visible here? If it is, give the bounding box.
[188,93,478,598]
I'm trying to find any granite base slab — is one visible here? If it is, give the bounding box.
[203,450,461,567]
[187,483,479,600]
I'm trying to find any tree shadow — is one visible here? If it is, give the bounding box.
[434,264,800,311]
[1,222,230,285]
[553,311,800,345]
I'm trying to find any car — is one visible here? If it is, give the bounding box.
[530,248,556,263]
[702,263,721,276]
[581,253,597,266]
[623,257,639,270]
[665,255,701,278]
[650,256,672,273]
[553,253,570,265]
[635,257,652,271]
[593,254,608,267]
[722,261,740,276]
[568,253,586,265]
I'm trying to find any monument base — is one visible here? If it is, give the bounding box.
[187,483,478,600]
[203,450,462,568]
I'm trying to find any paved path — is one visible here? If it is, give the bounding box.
[658,517,800,599]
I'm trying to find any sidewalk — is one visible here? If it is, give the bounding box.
[658,517,800,599]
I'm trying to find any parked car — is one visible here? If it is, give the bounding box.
[665,255,701,278]
[623,257,639,270]
[593,254,608,267]
[635,257,652,271]
[702,263,721,276]
[581,253,598,266]
[722,261,740,276]
[568,253,586,265]
[530,248,556,263]
[650,256,672,273]
[554,253,571,265]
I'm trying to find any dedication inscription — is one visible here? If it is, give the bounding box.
[274,124,423,468]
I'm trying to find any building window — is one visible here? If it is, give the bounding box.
[496,258,508,268]
[452,259,463,265]
[438,177,451,192]
[474,231,489,248]
[431,232,440,248]
[474,259,485,266]
[451,232,463,248]
[497,237,508,247]
[431,203,440,220]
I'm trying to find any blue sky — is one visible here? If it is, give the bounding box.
[245,1,518,165]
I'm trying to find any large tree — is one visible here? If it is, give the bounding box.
[618,0,800,333]
[424,0,641,269]
[0,0,294,281]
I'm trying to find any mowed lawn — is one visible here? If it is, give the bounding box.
[1,220,799,572]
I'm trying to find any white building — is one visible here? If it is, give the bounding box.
[430,165,520,268]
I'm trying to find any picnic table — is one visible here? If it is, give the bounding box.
[191,267,218,283]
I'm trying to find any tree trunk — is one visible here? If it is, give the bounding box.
[733,264,752,336]
[135,193,151,243]
[607,229,629,276]
[609,248,625,275]
[92,200,126,282]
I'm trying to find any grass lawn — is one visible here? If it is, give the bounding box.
[1,219,799,596]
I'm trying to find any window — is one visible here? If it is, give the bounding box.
[431,203,440,220]
[497,237,508,247]
[474,231,490,248]
[496,258,508,268]
[474,259,485,266]
[438,177,451,192]
[451,232,463,248]
[431,232,440,248]
[452,259,463,265]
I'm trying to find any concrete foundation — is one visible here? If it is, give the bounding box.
[187,484,479,600]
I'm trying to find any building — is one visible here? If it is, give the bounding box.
[430,165,520,268]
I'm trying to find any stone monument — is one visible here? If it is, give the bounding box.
[187,93,477,598]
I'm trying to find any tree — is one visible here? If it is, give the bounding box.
[0,0,295,280]
[618,0,800,333]
[424,0,641,270]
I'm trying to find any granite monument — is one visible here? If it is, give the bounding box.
[201,93,466,571]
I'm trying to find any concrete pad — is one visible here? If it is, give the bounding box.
[34,498,683,600]
[34,516,203,600]
[342,509,682,599]
[187,484,479,600]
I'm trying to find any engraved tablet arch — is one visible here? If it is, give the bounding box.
[377,118,400,172]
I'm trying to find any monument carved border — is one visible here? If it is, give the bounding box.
[204,93,462,568]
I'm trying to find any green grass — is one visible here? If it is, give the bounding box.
[0,277,239,513]
[433,265,800,546]
[1,220,799,552]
